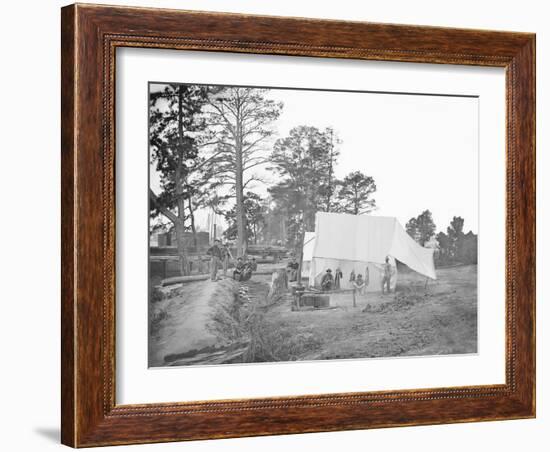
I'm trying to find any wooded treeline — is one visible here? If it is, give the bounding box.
[405,210,478,266]
[149,84,378,275]
[150,83,477,276]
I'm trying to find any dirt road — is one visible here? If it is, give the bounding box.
[149,278,243,367]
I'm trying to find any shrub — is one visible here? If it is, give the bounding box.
[150,286,165,303]
[243,312,322,362]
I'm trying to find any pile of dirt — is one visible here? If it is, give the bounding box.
[362,291,433,314]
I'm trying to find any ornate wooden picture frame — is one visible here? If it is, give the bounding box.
[61,3,535,447]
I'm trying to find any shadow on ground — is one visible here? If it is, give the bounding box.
[34,427,59,443]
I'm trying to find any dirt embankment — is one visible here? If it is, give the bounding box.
[149,278,250,367]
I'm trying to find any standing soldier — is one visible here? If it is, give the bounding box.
[221,242,233,277]
[206,239,223,281]
[381,256,393,294]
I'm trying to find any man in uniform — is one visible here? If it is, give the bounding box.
[233,257,245,281]
[381,256,393,294]
[206,239,223,281]
[221,242,233,277]
[287,255,299,282]
[321,269,334,291]
[352,273,366,307]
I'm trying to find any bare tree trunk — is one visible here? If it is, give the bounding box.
[296,214,306,284]
[174,219,188,276]
[354,183,360,215]
[326,128,334,212]
[234,110,246,257]
[188,197,197,248]
[175,86,189,275]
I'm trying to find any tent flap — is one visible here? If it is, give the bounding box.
[388,220,437,279]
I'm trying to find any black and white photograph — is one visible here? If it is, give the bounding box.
[148,82,479,368]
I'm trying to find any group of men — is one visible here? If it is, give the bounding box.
[320,256,395,298]
[206,240,395,300]
[320,268,344,291]
[206,239,257,282]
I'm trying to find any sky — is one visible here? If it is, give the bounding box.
[150,84,479,235]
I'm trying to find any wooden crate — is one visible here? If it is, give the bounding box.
[300,294,330,308]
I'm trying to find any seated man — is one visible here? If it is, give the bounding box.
[240,257,253,282]
[233,257,245,281]
[250,257,258,272]
[352,273,366,307]
[287,257,299,282]
[321,269,334,291]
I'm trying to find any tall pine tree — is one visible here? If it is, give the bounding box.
[405,210,436,246]
[149,84,209,275]
[335,171,377,215]
[269,126,339,250]
[203,87,282,257]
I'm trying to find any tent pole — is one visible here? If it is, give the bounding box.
[296,224,306,286]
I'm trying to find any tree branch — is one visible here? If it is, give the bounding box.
[243,157,270,172]
[242,134,271,154]
[149,188,178,224]
[243,175,264,189]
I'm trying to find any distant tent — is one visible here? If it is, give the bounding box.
[307,212,436,292]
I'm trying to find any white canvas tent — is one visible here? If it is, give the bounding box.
[307,212,436,292]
